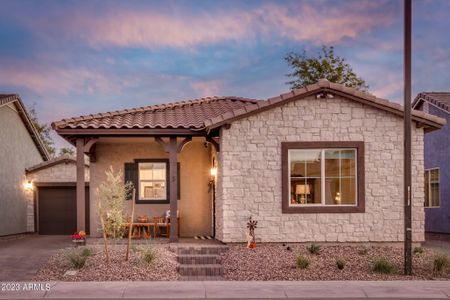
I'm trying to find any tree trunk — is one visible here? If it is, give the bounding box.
[125,189,136,261]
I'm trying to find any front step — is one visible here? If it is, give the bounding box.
[177,254,218,265]
[177,264,223,276]
[176,246,227,255]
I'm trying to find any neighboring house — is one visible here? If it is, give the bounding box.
[413,93,450,234]
[0,94,49,236]
[52,80,445,243]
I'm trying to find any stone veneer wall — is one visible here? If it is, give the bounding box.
[25,162,89,232]
[215,95,425,243]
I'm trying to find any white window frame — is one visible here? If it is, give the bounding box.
[425,167,440,208]
[138,162,167,201]
[288,148,358,207]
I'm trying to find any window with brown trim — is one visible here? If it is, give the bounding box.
[282,142,365,213]
[424,168,439,208]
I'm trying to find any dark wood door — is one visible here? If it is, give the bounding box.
[38,187,89,235]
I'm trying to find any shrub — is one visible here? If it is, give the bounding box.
[336,258,346,270]
[433,255,450,274]
[66,250,88,270]
[358,247,369,255]
[131,244,141,254]
[413,246,423,254]
[307,243,321,255]
[296,255,310,269]
[142,248,157,264]
[80,247,93,257]
[373,257,396,274]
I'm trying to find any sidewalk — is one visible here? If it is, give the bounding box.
[1,281,450,299]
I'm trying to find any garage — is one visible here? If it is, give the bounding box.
[37,185,89,235]
[25,155,90,235]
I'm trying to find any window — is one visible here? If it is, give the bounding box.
[424,168,440,208]
[139,162,167,200]
[282,142,364,213]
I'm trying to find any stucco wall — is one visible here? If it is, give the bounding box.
[25,161,89,232]
[0,104,43,236]
[422,104,450,233]
[89,138,213,237]
[216,94,425,243]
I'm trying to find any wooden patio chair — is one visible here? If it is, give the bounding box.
[154,210,180,238]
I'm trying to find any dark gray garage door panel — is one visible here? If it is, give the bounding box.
[38,187,89,235]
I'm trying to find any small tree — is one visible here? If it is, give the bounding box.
[59,147,75,156]
[285,46,368,91]
[28,105,56,157]
[97,167,132,262]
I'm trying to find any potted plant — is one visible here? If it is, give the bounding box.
[246,216,258,249]
[71,230,86,247]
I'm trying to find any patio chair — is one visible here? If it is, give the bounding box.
[155,210,180,238]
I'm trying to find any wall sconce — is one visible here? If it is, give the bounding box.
[210,167,217,179]
[23,180,33,191]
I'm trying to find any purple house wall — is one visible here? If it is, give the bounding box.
[414,93,450,234]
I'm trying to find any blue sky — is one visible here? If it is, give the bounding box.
[0,0,449,149]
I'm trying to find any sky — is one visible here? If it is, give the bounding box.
[0,0,449,150]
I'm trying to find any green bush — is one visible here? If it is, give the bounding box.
[358,247,369,255]
[66,250,88,270]
[413,246,423,254]
[306,243,321,255]
[142,248,157,264]
[296,255,310,269]
[433,255,449,274]
[80,247,93,257]
[373,257,396,274]
[336,258,346,270]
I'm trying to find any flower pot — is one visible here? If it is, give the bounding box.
[248,242,256,249]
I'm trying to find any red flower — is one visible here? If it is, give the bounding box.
[71,233,83,240]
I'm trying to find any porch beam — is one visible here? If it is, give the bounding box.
[168,137,178,242]
[206,137,220,152]
[76,138,86,231]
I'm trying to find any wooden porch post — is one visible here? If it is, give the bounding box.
[76,138,86,231]
[168,137,178,242]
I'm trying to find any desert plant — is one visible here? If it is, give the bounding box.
[373,257,396,274]
[142,248,157,264]
[413,246,423,254]
[80,247,93,257]
[358,247,369,255]
[336,258,346,270]
[97,167,133,263]
[296,255,310,269]
[66,249,88,270]
[433,255,449,274]
[307,243,321,255]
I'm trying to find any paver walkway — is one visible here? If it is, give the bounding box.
[1,281,449,299]
[0,235,70,281]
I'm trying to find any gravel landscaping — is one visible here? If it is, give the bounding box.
[34,244,178,281]
[220,243,450,281]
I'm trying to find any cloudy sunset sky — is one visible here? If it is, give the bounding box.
[0,0,449,148]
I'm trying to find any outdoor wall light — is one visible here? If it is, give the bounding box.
[23,180,33,191]
[210,167,217,178]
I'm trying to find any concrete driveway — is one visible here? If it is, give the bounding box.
[0,235,70,281]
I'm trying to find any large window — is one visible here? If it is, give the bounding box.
[138,162,167,201]
[424,168,440,208]
[282,142,364,213]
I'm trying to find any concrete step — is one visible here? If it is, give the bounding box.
[179,275,224,281]
[177,254,219,265]
[176,247,227,255]
[177,264,224,276]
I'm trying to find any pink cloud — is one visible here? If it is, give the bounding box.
[26,2,395,49]
[191,80,223,97]
[0,65,118,96]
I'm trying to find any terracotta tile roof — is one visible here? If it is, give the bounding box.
[204,79,446,132]
[52,96,260,130]
[413,92,450,113]
[0,94,50,160]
